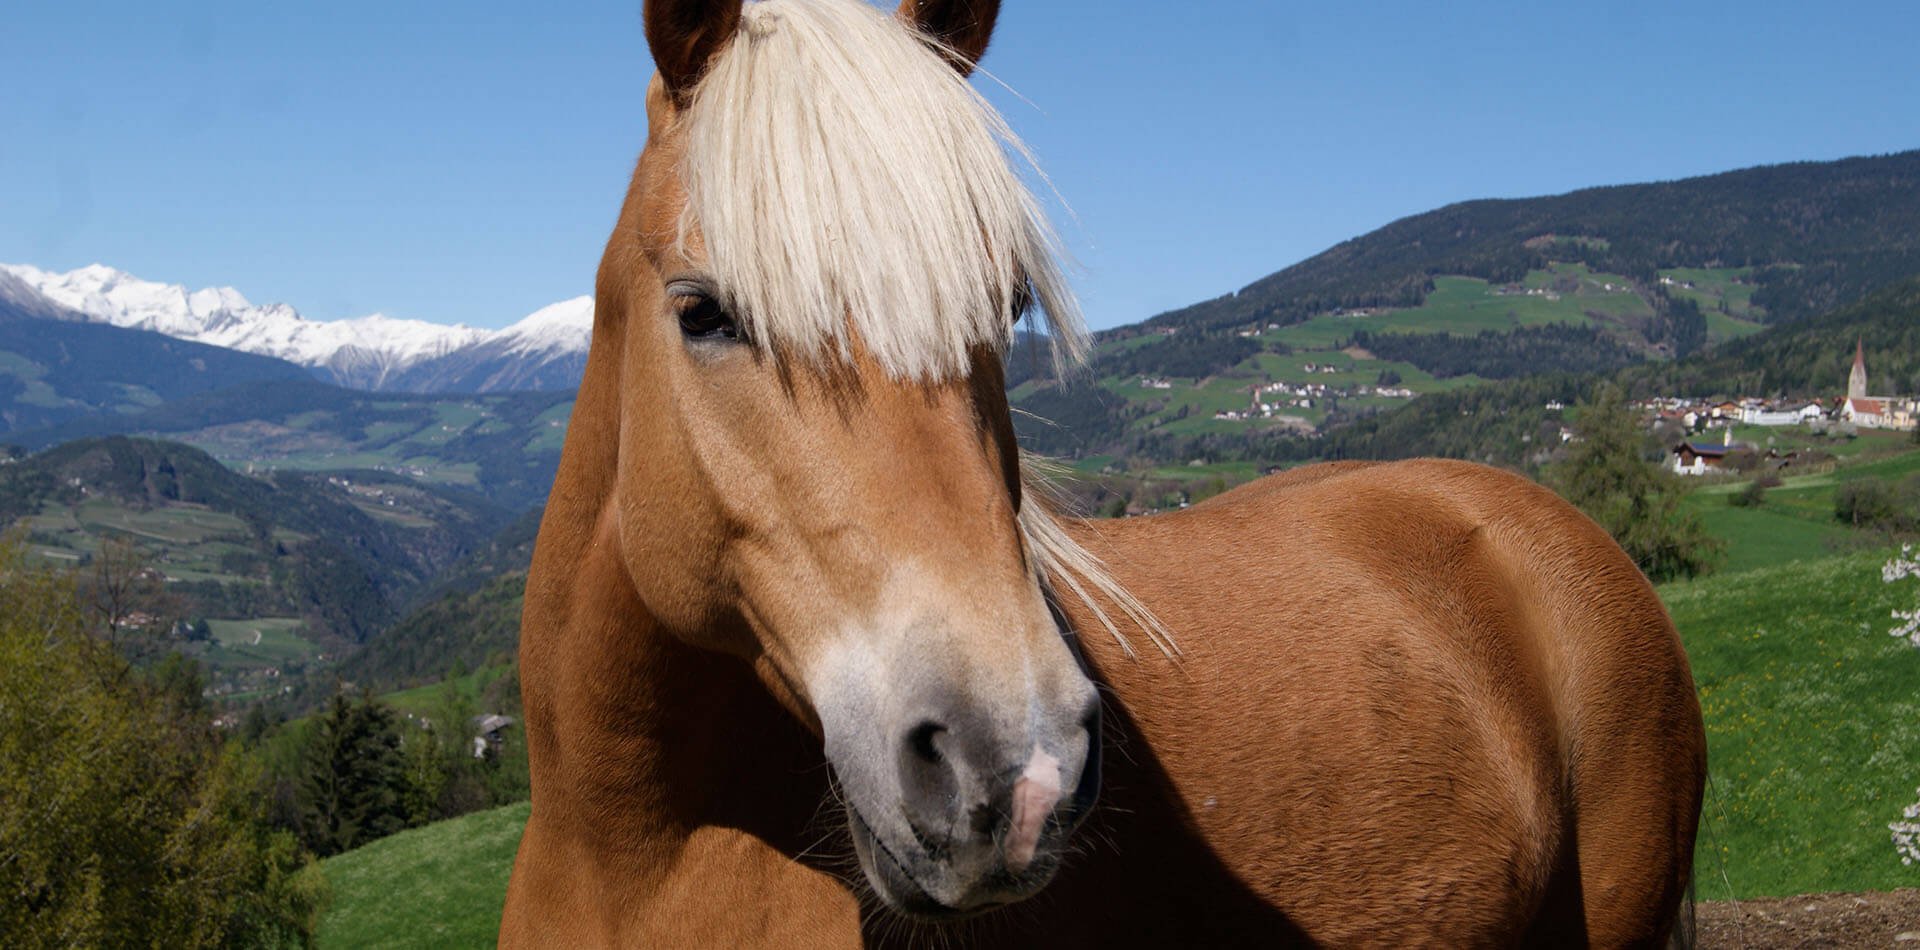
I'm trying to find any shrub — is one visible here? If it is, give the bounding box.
[1551,385,1723,581]
[1835,478,1918,532]
[0,541,327,947]
[1729,479,1769,508]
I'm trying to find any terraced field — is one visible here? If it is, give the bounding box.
[1681,430,1920,573]
[204,618,320,670]
[1057,262,1678,457]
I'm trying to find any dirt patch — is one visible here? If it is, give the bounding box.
[1697,889,1919,947]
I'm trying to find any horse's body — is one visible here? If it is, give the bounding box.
[504,455,1703,947]
[502,1,1704,945]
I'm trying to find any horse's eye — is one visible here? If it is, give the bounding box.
[676,293,739,342]
[1010,281,1034,326]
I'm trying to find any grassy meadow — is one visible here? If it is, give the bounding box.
[317,802,530,949]
[379,664,516,718]
[1667,550,1920,899]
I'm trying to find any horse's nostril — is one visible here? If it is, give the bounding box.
[907,720,945,765]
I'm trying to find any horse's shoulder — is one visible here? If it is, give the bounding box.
[1196,458,1554,527]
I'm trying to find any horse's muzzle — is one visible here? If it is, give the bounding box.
[847,690,1102,918]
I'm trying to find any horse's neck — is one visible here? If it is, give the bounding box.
[513,494,861,942]
[522,502,828,858]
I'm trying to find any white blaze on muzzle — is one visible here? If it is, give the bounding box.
[1005,744,1062,872]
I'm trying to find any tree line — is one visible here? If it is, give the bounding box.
[0,533,533,946]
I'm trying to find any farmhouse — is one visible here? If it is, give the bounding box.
[1671,440,1736,476]
[471,714,515,759]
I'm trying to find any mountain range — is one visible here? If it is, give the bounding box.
[9,146,1920,714]
[0,263,592,393]
[1009,149,1920,463]
[1137,149,1920,337]
[7,148,1920,493]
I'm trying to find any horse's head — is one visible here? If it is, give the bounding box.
[604,0,1107,918]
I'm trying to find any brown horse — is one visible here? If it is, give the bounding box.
[500,0,1706,945]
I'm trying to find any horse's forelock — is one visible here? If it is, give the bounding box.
[676,0,1085,382]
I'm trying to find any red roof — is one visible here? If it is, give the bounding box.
[1847,397,1886,414]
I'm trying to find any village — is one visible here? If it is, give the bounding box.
[1652,341,1917,475]
[1197,360,1418,423]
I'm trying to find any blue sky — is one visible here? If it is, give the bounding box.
[4,1,1915,330]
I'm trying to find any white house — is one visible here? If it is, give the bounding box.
[1844,396,1890,429]
[1740,402,1826,427]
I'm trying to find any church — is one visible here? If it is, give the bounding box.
[1842,339,1918,431]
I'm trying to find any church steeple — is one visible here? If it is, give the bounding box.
[1849,337,1869,400]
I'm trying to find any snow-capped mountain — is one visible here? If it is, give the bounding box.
[388,296,594,393]
[0,263,592,393]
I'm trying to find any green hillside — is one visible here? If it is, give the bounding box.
[1669,550,1920,899]
[1011,151,1920,469]
[322,507,538,697]
[16,380,571,511]
[1147,149,1920,335]
[334,572,527,698]
[0,290,311,435]
[316,802,528,949]
[0,436,513,697]
[1300,274,1920,470]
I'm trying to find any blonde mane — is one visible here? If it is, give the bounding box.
[679,0,1172,656]
[681,0,1078,380]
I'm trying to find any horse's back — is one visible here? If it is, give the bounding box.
[1061,459,1703,947]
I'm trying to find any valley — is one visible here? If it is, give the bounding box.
[0,436,513,698]
[5,147,1920,943]
[6,150,1917,705]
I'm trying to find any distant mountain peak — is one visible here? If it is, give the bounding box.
[497,296,594,355]
[0,263,594,394]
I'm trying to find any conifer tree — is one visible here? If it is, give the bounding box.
[297,691,411,856]
[1553,385,1724,581]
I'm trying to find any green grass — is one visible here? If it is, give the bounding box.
[1663,550,1920,899]
[1678,444,1920,574]
[203,617,317,667]
[317,802,530,949]
[1689,501,1857,574]
[75,499,247,545]
[1268,268,1648,349]
[380,665,514,718]
[1703,309,1766,344]
[1661,266,1763,321]
[1094,333,1169,357]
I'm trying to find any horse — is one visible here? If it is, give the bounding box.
[500,0,1707,945]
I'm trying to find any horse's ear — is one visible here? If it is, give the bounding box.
[897,0,1002,76]
[645,0,743,104]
